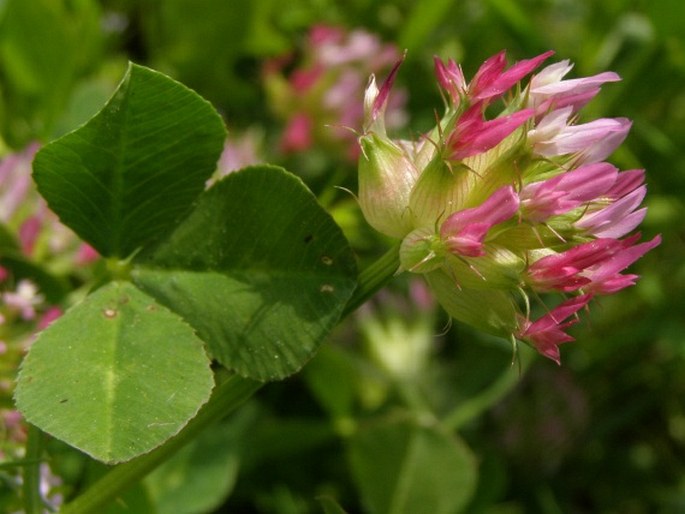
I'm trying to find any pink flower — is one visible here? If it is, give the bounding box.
[576,185,647,238]
[527,234,661,295]
[520,163,619,222]
[435,50,553,106]
[517,294,593,364]
[76,243,100,264]
[527,238,631,292]
[266,24,405,158]
[212,131,263,183]
[280,113,313,152]
[606,169,644,199]
[2,280,43,321]
[0,144,38,222]
[448,105,534,160]
[440,186,520,257]
[529,60,621,113]
[529,107,631,163]
[289,66,324,93]
[18,216,43,256]
[37,306,63,330]
[582,234,661,294]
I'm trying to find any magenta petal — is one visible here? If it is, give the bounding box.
[452,108,534,159]
[527,238,627,291]
[475,50,554,100]
[372,54,405,121]
[280,113,313,152]
[470,51,507,95]
[442,186,520,235]
[443,222,491,257]
[434,57,466,103]
[518,294,593,365]
[440,186,520,257]
[585,235,661,293]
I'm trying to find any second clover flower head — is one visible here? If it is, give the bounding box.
[357,50,660,364]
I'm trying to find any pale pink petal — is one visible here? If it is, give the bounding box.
[577,186,647,238]
[529,60,575,90]
[521,163,618,220]
[560,163,619,202]
[540,117,630,157]
[607,169,645,199]
[527,106,573,145]
[534,89,602,116]
[531,71,621,96]
[576,118,632,164]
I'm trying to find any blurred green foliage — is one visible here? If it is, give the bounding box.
[1,0,683,512]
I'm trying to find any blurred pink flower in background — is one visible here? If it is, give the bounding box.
[264,24,407,160]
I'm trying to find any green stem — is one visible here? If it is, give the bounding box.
[441,348,533,431]
[59,374,261,514]
[23,424,44,514]
[59,243,401,514]
[342,242,401,318]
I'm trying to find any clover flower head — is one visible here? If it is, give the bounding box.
[357,50,660,364]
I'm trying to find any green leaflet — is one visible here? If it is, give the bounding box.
[134,165,358,381]
[32,62,227,258]
[14,282,215,464]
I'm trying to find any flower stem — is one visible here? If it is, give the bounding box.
[441,347,533,431]
[59,374,261,514]
[342,241,401,318]
[22,424,44,514]
[58,242,401,514]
